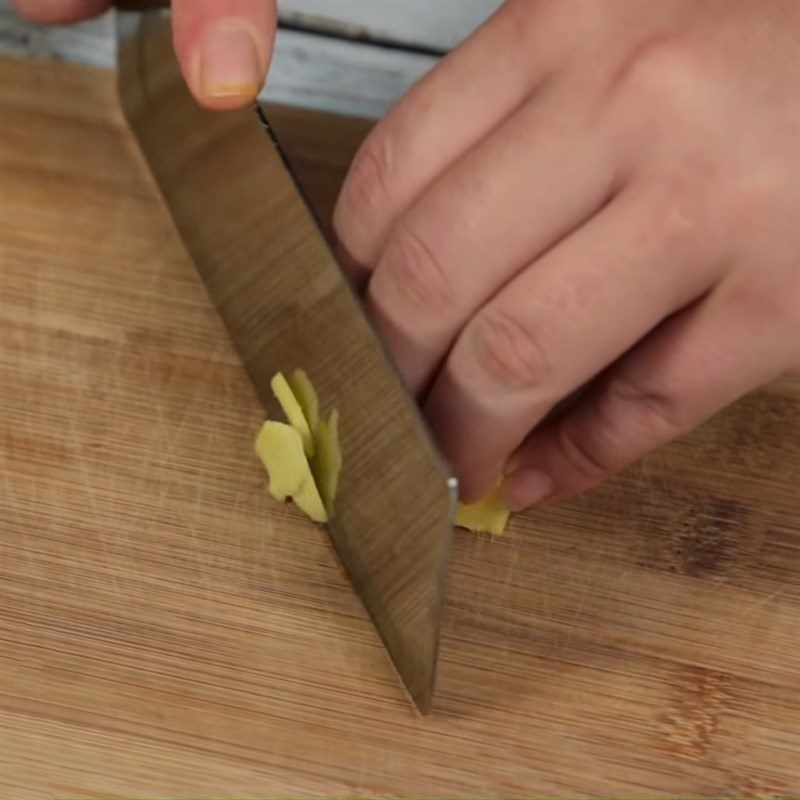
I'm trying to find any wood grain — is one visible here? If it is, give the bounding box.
[1,55,798,799]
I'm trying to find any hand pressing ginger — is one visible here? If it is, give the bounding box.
[18,0,799,511]
[332,0,799,509]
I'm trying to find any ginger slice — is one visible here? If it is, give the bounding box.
[256,371,340,524]
[254,420,307,501]
[258,370,509,533]
[455,489,510,536]
[270,371,314,457]
[254,420,327,522]
[291,475,328,523]
[287,368,320,434]
[311,408,341,515]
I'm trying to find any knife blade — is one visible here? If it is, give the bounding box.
[115,8,457,713]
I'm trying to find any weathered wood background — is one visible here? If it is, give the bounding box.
[0,0,503,116]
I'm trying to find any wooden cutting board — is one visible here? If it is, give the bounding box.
[1,54,798,800]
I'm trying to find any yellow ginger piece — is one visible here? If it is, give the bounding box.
[254,420,327,523]
[455,489,510,536]
[287,368,320,434]
[255,370,341,524]
[258,368,510,532]
[312,409,341,515]
[292,473,328,523]
[270,371,314,457]
[255,421,306,501]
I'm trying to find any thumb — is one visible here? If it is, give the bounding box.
[171,0,277,111]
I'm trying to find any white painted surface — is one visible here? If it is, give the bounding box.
[267,29,435,117]
[0,0,500,116]
[0,2,116,67]
[279,0,501,50]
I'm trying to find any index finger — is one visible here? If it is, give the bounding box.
[332,1,550,273]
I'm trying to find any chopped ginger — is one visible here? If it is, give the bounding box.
[455,490,510,535]
[255,370,341,524]
[291,473,328,523]
[270,371,314,457]
[258,369,512,534]
[254,421,307,501]
[287,368,320,434]
[254,420,327,522]
[312,409,341,515]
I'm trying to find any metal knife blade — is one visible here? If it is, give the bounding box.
[115,9,457,712]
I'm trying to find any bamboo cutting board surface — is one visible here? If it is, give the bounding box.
[1,55,798,799]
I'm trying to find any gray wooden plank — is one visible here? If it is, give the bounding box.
[0,1,115,67]
[279,0,502,51]
[0,1,438,117]
[267,28,435,117]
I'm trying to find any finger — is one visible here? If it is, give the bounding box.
[502,278,794,509]
[366,76,615,394]
[425,182,724,501]
[332,0,553,273]
[171,0,277,111]
[12,0,109,23]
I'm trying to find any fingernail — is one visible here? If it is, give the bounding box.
[502,468,554,511]
[200,20,262,99]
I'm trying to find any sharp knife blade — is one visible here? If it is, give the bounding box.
[115,8,457,712]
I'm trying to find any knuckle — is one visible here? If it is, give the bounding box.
[728,155,798,238]
[725,278,800,373]
[555,420,614,482]
[555,374,687,484]
[614,34,706,114]
[379,226,453,311]
[466,309,554,389]
[643,180,704,257]
[339,131,394,218]
[605,374,687,441]
[498,0,540,57]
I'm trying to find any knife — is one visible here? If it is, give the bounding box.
[115,6,457,713]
